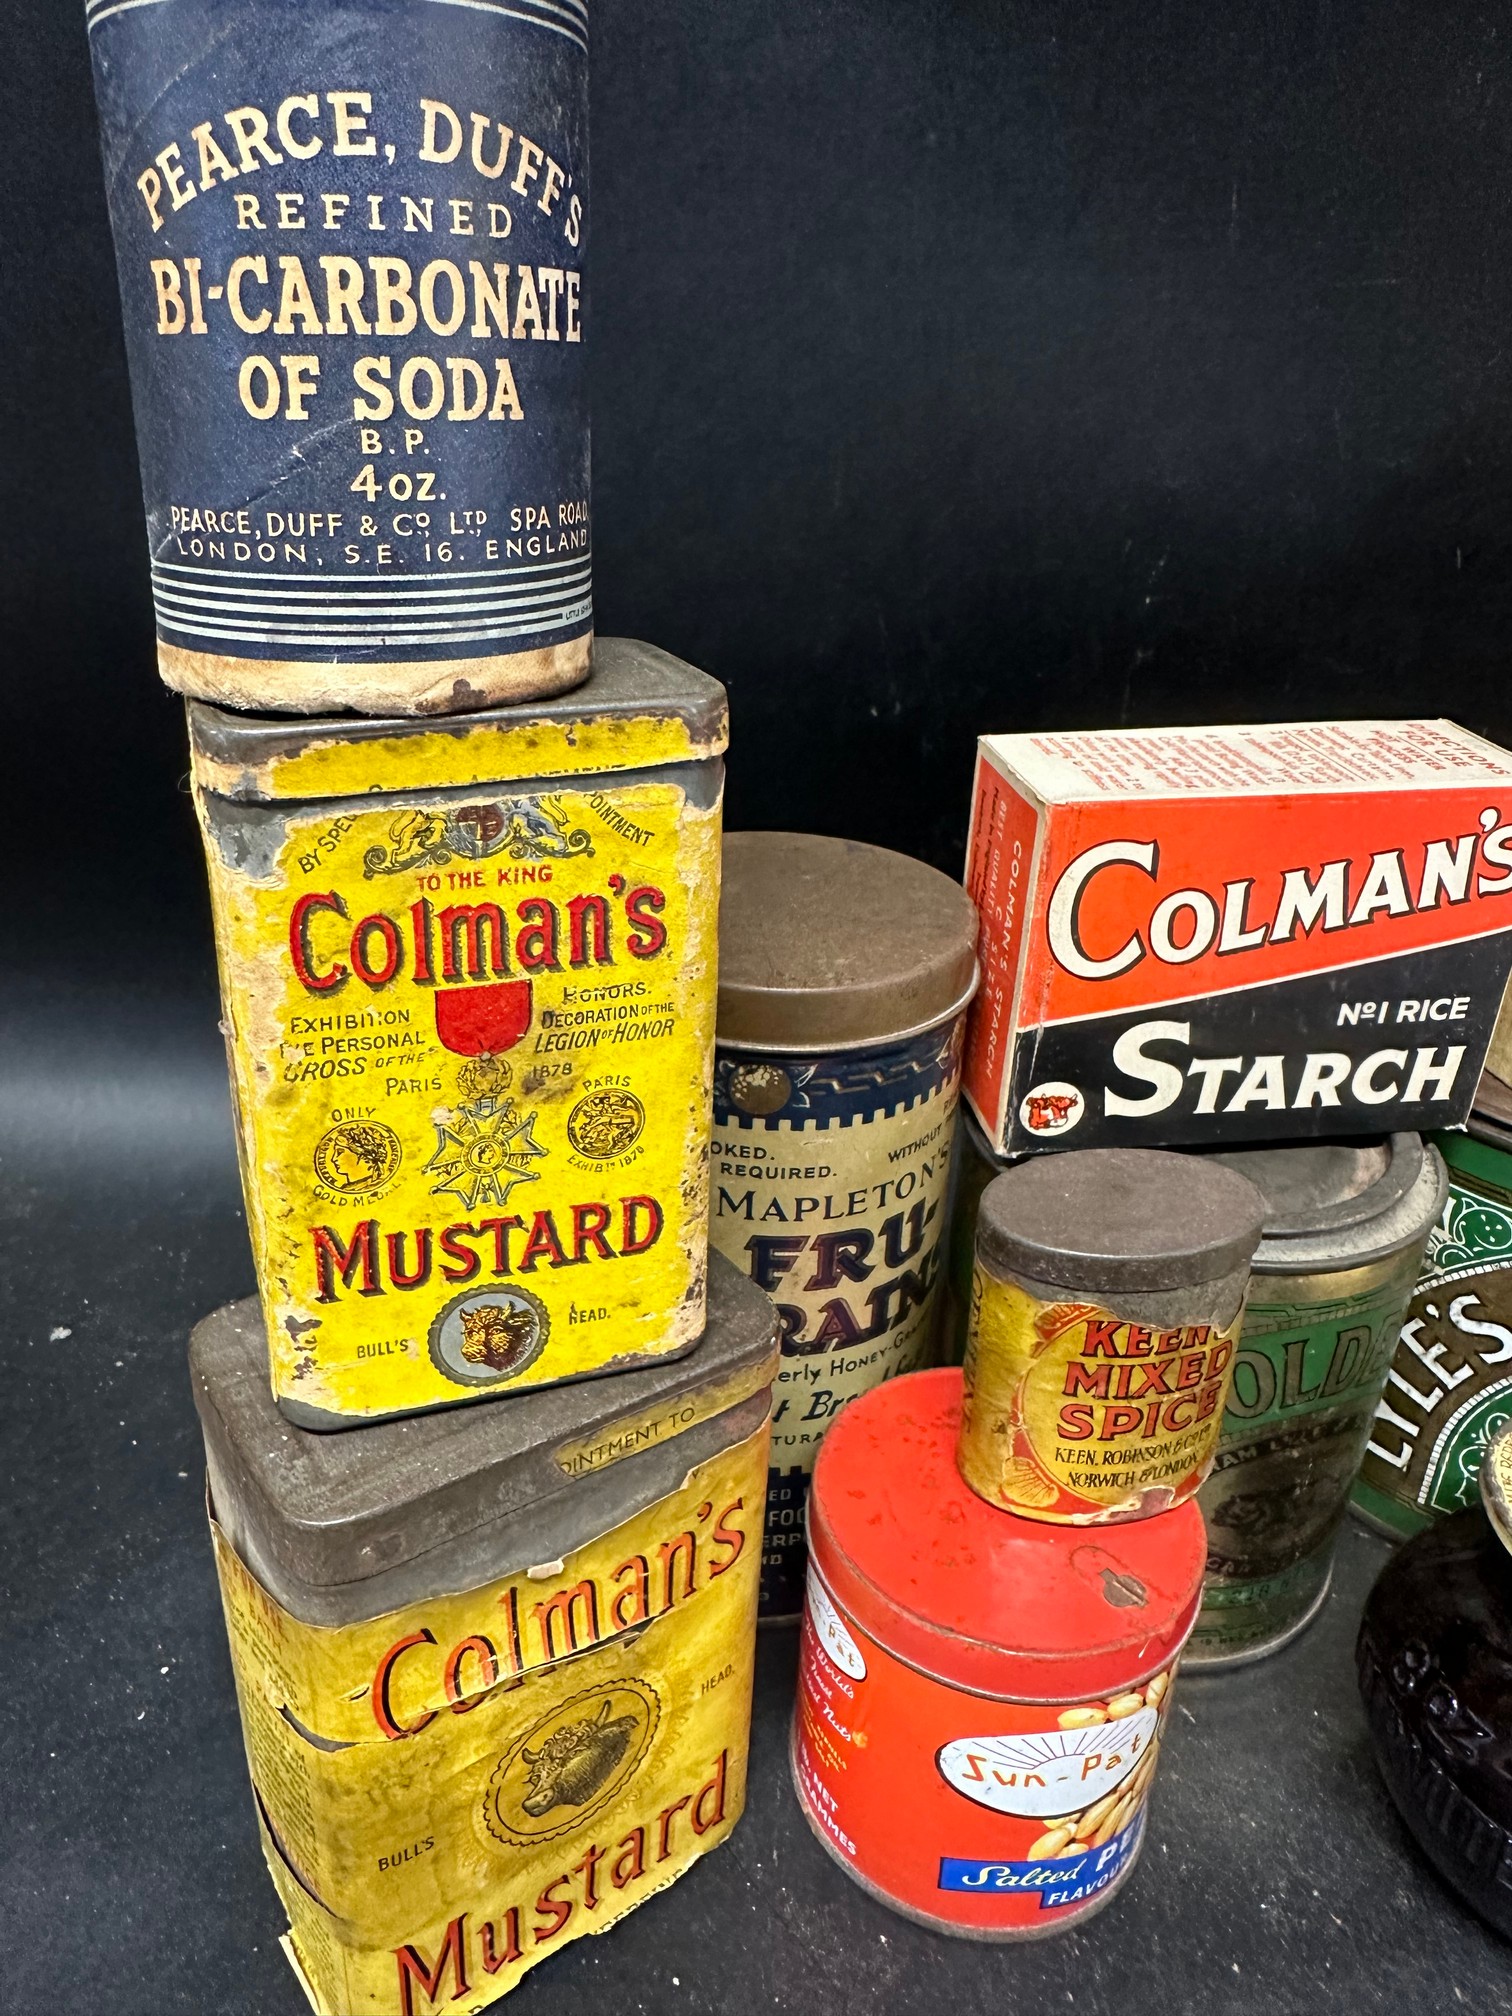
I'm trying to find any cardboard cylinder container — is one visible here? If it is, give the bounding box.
[89,0,591,714]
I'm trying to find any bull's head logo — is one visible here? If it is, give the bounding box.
[520,1699,641,1816]
[458,1301,537,1373]
[1027,1093,1077,1129]
[484,1680,660,1847]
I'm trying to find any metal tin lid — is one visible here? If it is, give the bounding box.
[1480,1417,1512,1559]
[716,832,979,1050]
[191,1250,778,1627]
[808,1368,1205,1700]
[186,638,728,804]
[1202,1133,1448,1273]
[975,1147,1266,1293]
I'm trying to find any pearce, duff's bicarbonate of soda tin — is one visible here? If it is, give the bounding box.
[192,1259,777,2016]
[89,0,590,715]
[708,833,978,1617]
[189,640,723,1426]
[794,1369,1205,1937]
[957,1150,1265,1524]
[1188,1134,1445,1666]
[1355,1075,1512,1539]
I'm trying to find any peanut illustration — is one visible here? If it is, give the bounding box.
[1033,1669,1175,1858]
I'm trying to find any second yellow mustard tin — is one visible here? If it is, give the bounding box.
[188,638,725,1425]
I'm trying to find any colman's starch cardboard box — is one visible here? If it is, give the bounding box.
[963,720,1512,1156]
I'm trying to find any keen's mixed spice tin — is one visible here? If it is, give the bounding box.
[708,832,978,1617]
[89,0,590,716]
[1188,1134,1445,1667]
[192,1255,777,2016]
[1355,1075,1512,1538]
[189,639,723,1426]
[793,1368,1204,1937]
[958,1150,1265,1523]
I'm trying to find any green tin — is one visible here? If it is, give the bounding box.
[1188,1134,1446,1668]
[1353,1075,1512,1540]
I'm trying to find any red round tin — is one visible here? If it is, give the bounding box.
[792,1368,1205,1937]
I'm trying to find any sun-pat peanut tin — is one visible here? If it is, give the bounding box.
[89,0,590,715]
[188,639,723,1425]
[793,1367,1204,1937]
[958,1150,1265,1523]
[192,1256,777,2016]
[708,832,979,1618]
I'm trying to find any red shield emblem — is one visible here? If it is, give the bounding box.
[434,982,533,1057]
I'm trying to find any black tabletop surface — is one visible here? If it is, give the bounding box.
[2,960,1505,2015]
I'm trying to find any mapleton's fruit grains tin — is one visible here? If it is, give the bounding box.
[192,1254,778,2016]
[188,639,724,1426]
[1189,1133,1446,1666]
[89,0,590,715]
[957,1149,1266,1524]
[794,1368,1205,1937]
[1355,1073,1512,1538]
[707,832,979,1618]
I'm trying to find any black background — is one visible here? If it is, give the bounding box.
[6,2,1512,2011]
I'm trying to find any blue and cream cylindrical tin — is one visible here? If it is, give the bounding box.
[708,833,979,1620]
[89,0,590,716]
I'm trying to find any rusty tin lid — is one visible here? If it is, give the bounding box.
[186,637,728,804]
[808,1368,1206,1699]
[976,1147,1266,1294]
[191,1250,778,1628]
[1202,1133,1448,1274]
[716,831,979,1050]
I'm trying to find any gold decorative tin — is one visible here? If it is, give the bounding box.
[189,639,725,1425]
[192,1258,777,2014]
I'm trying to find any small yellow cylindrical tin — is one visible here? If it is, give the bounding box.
[958,1150,1265,1524]
[189,639,725,1426]
[192,1256,778,2016]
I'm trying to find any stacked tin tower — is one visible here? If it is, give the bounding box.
[89,7,782,2011]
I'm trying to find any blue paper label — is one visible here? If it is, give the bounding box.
[938,1815,1143,1909]
[89,0,590,667]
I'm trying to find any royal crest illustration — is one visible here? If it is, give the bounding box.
[364,797,594,877]
[425,1095,547,1211]
[485,1681,661,1847]
[567,1088,647,1159]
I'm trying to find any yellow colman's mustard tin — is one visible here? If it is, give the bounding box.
[188,640,725,1425]
[191,1257,778,2016]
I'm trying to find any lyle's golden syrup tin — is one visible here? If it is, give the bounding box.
[89,0,590,715]
[793,1368,1205,1938]
[1355,1074,1512,1539]
[1188,1134,1445,1667]
[191,1255,778,2016]
[188,639,724,1426]
[708,832,978,1617]
[958,1149,1265,1523]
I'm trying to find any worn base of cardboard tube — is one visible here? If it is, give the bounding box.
[789,1729,1142,1941]
[158,631,593,717]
